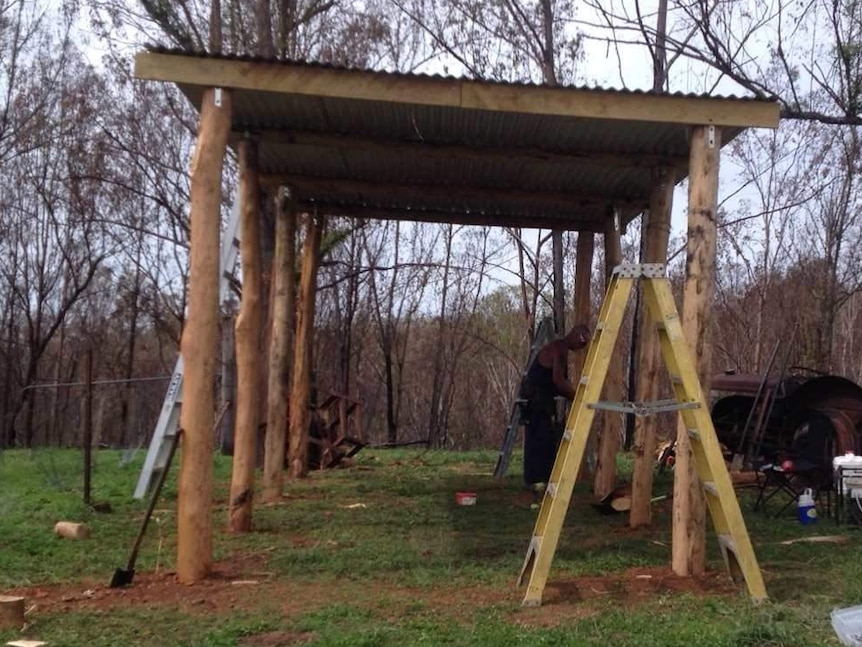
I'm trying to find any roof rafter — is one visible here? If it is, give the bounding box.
[242,129,689,171]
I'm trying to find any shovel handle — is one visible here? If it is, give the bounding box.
[126,429,183,571]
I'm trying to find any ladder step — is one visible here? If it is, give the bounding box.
[588,400,700,416]
[703,481,718,497]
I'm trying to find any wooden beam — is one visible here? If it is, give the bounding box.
[135,51,780,128]
[629,169,674,529]
[288,214,324,478]
[228,138,263,533]
[246,129,689,171]
[177,87,232,584]
[290,201,607,232]
[263,189,297,502]
[261,174,647,215]
[673,125,720,577]
[593,215,624,499]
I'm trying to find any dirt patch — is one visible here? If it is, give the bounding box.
[10,556,735,632]
[514,566,736,628]
[240,631,315,646]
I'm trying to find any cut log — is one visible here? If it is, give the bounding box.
[228,138,263,533]
[0,595,25,630]
[177,86,232,584]
[610,495,632,512]
[53,522,90,540]
[672,124,721,578]
[629,169,674,529]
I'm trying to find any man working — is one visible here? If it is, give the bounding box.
[522,324,591,492]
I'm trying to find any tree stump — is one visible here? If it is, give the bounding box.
[0,595,25,629]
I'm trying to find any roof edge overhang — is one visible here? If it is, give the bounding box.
[134,51,781,129]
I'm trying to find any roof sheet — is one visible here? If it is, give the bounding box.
[136,49,781,230]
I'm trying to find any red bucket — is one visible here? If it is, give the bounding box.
[455,491,477,506]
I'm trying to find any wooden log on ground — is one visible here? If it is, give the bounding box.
[672,125,721,577]
[288,214,324,478]
[263,189,297,502]
[0,596,25,629]
[630,169,674,528]
[53,521,90,540]
[228,138,263,533]
[593,216,623,499]
[177,86,232,584]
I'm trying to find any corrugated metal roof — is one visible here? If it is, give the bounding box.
[145,46,778,103]
[138,49,780,230]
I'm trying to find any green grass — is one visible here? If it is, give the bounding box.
[0,447,859,646]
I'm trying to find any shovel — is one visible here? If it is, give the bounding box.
[110,429,182,588]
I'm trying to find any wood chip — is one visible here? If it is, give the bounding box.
[230,580,259,586]
[779,535,851,546]
[7,640,48,647]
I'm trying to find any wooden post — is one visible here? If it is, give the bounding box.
[263,189,297,501]
[673,125,721,576]
[630,169,674,528]
[594,215,623,499]
[288,214,323,478]
[573,232,594,482]
[0,595,25,629]
[228,139,263,533]
[571,232,594,381]
[83,346,93,506]
[177,86,231,584]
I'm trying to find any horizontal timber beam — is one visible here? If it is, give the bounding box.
[260,174,647,215]
[291,201,609,232]
[238,129,689,170]
[136,52,780,129]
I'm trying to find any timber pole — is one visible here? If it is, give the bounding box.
[672,125,721,576]
[228,138,263,533]
[177,86,231,583]
[263,188,297,501]
[629,169,674,528]
[594,215,623,499]
[288,214,323,478]
[571,232,594,382]
[572,232,594,482]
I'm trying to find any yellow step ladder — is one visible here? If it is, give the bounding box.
[517,263,767,607]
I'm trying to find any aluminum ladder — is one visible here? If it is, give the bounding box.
[517,263,767,606]
[493,316,555,479]
[133,203,241,499]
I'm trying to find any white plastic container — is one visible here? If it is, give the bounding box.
[834,454,862,494]
[832,605,862,646]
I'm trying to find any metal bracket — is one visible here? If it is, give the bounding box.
[588,399,700,416]
[612,263,667,278]
[214,87,223,107]
[707,124,716,148]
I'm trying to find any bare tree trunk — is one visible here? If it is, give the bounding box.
[630,169,674,528]
[288,214,323,478]
[594,217,623,498]
[228,139,263,533]
[428,223,453,447]
[209,0,222,53]
[673,125,721,577]
[263,189,296,501]
[176,87,232,584]
[572,232,594,481]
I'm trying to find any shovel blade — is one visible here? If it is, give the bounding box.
[110,568,135,588]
